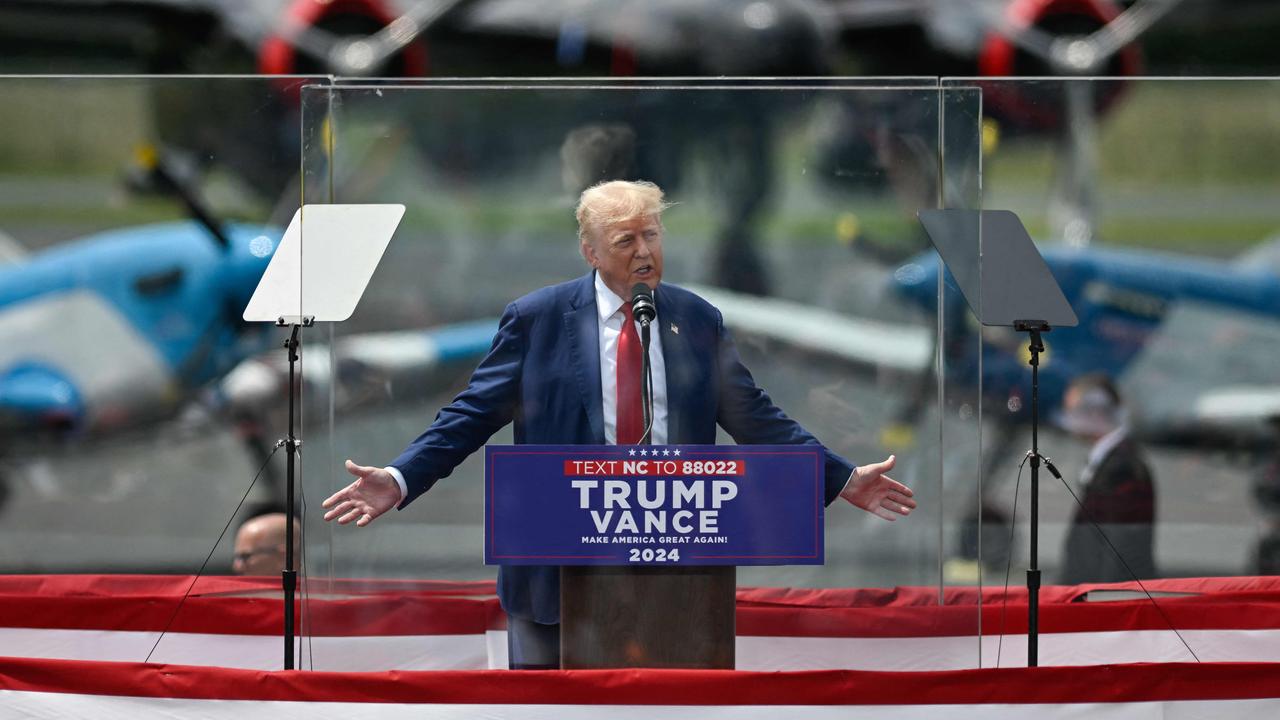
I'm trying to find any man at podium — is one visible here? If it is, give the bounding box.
[322,180,915,668]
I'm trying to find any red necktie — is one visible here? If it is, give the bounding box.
[616,302,644,444]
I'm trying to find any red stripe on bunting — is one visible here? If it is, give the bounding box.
[0,575,498,598]
[734,576,1280,608]
[6,575,1280,638]
[0,595,503,636]
[737,602,1280,638]
[6,575,1279,605]
[2,656,1280,705]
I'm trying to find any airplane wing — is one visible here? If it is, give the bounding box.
[0,230,25,266]
[683,284,932,372]
[1120,300,1280,446]
[219,319,500,416]
[1233,232,1280,275]
[220,285,933,418]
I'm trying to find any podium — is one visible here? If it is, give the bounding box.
[485,444,826,670]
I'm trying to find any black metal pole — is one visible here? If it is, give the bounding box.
[1020,324,1047,668]
[283,322,300,670]
[639,319,652,444]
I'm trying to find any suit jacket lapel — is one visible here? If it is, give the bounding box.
[565,272,605,444]
[658,283,692,444]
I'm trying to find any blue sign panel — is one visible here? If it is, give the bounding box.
[485,445,824,566]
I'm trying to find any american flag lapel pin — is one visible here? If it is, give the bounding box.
[670,323,679,334]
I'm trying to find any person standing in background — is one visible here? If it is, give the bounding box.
[1058,373,1157,584]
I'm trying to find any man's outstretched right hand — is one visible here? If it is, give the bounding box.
[322,460,402,527]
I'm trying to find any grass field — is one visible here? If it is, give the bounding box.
[984,80,1280,254]
[1,78,1278,259]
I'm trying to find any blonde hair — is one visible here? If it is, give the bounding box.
[575,180,671,243]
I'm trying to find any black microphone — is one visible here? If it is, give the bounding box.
[630,283,656,325]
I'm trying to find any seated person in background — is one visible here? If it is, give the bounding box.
[1058,373,1157,585]
[232,511,300,576]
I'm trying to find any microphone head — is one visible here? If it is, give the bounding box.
[630,283,656,323]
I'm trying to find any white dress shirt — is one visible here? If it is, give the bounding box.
[387,272,669,503]
[1080,424,1129,487]
[594,272,668,446]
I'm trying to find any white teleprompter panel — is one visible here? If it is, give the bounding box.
[244,204,405,323]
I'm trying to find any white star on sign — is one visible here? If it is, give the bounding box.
[640,449,648,456]
[662,449,670,456]
[673,449,681,456]
[628,448,637,456]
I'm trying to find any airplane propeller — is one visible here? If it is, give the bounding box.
[261,0,471,77]
[127,144,233,253]
[978,0,1182,76]
[973,0,1183,247]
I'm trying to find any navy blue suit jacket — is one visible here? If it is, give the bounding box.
[391,272,856,624]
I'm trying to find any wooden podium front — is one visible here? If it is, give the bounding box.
[486,444,826,671]
[560,566,736,669]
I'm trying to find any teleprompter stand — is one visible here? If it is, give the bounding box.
[279,315,310,671]
[243,203,404,669]
[1012,318,1069,666]
[918,209,1078,667]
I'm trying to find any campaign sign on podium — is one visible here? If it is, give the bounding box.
[485,445,823,566]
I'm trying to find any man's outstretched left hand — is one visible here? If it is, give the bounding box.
[840,455,916,521]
